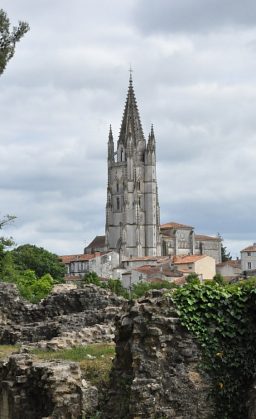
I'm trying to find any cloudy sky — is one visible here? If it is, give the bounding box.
[1,0,256,258]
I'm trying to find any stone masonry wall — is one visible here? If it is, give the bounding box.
[0,353,97,419]
[104,289,214,419]
[0,283,124,347]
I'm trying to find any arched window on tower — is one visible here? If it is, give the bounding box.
[121,149,126,162]
[117,197,120,211]
[116,182,119,193]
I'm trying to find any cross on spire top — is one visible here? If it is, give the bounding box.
[129,65,133,83]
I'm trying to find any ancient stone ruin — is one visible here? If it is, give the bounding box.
[103,289,214,418]
[0,353,97,419]
[0,284,254,418]
[0,283,215,418]
[0,283,123,349]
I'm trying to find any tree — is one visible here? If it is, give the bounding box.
[0,251,18,283]
[221,243,232,262]
[0,9,29,75]
[131,280,176,299]
[0,215,16,275]
[217,233,232,262]
[83,272,102,286]
[186,272,200,284]
[10,244,65,283]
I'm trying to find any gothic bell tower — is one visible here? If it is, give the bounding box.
[105,75,161,260]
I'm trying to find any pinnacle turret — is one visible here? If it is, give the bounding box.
[108,124,113,142]
[108,124,114,162]
[147,124,156,152]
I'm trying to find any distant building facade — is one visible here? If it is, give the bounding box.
[241,244,256,272]
[60,251,119,280]
[161,222,221,263]
[172,254,216,280]
[216,260,241,280]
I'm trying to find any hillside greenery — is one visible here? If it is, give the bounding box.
[0,218,65,302]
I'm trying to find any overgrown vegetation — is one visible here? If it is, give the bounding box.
[171,278,256,419]
[10,244,66,283]
[130,279,176,298]
[0,216,65,303]
[16,270,54,303]
[83,272,177,300]
[32,343,115,385]
[83,272,129,299]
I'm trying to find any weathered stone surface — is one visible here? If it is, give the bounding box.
[34,323,115,351]
[0,353,97,419]
[104,289,214,419]
[0,285,216,418]
[0,283,124,348]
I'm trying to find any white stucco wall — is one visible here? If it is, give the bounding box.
[241,250,256,271]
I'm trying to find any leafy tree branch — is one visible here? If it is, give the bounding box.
[0,9,29,75]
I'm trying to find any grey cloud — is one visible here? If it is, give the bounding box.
[133,0,256,34]
[1,0,256,258]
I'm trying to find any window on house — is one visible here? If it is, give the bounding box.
[248,262,252,270]
[248,252,251,256]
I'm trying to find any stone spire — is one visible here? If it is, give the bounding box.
[147,124,156,152]
[108,124,114,162]
[108,124,113,142]
[118,74,145,147]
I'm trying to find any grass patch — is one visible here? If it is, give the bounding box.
[31,343,115,385]
[0,345,19,359]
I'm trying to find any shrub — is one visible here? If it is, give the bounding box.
[16,270,54,303]
[131,280,176,299]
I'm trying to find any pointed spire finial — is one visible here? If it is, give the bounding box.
[147,124,156,151]
[118,68,145,146]
[129,65,133,84]
[108,124,113,141]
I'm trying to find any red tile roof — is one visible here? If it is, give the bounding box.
[134,265,160,274]
[134,263,183,278]
[217,260,241,268]
[160,222,193,230]
[195,234,221,242]
[60,253,98,263]
[124,256,170,263]
[241,245,256,252]
[86,235,106,249]
[173,255,207,264]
